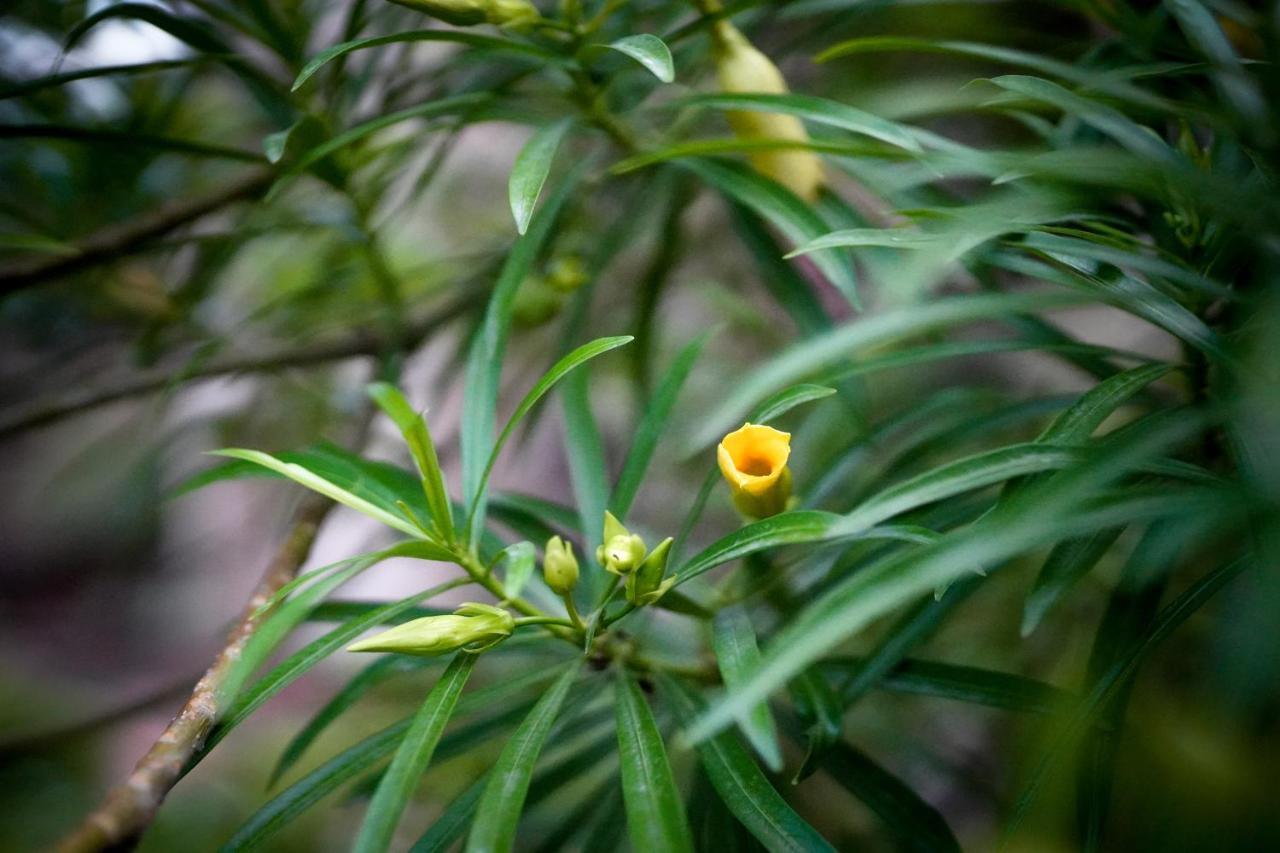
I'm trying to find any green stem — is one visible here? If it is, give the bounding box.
[562,593,586,629]
[515,616,579,628]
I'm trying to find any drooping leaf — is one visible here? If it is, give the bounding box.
[614,670,694,853]
[353,653,477,853]
[712,607,783,772]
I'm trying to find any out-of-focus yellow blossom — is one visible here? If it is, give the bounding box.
[347,603,514,656]
[711,20,824,201]
[596,510,647,575]
[717,422,793,518]
[543,535,580,595]
[387,0,538,28]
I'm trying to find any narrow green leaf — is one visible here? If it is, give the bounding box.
[461,175,582,546]
[751,384,837,424]
[271,656,431,787]
[561,367,608,607]
[1039,363,1172,443]
[787,671,843,782]
[409,775,488,853]
[293,31,567,91]
[712,608,783,772]
[818,741,961,853]
[675,92,922,153]
[615,670,695,853]
[354,653,477,853]
[509,121,571,235]
[1023,527,1125,637]
[677,511,839,583]
[210,449,427,538]
[686,291,1086,451]
[466,336,632,543]
[679,157,860,308]
[368,383,454,542]
[1006,557,1248,835]
[818,657,1073,714]
[605,34,675,82]
[660,676,836,853]
[207,580,463,758]
[612,333,710,519]
[465,660,584,853]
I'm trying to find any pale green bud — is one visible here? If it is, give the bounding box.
[386,0,538,27]
[543,535,580,595]
[625,536,674,606]
[546,255,588,294]
[595,510,647,575]
[348,602,514,656]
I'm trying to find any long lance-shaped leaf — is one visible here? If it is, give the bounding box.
[220,701,534,852]
[815,739,961,853]
[354,653,478,853]
[205,580,464,758]
[465,660,584,853]
[817,657,1074,715]
[660,675,836,853]
[368,383,455,542]
[465,336,632,545]
[678,157,860,308]
[293,31,569,91]
[612,332,711,519]
[686,290,1087,450]
[672,92,923,153]
[1022,528,1125,637]
[712,607,783,772]
[271,656,433,787]
[682,416,1226,743]
[615,670,695,853]
[1005,556,1249,837]
[562,366,608,608]
[210,449,427,538]
[459,173,583,545]
[409,775,488,853]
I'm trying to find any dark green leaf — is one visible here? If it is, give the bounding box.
[615,670,694,853]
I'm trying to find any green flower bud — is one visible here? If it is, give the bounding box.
[543,535,580,595]
[511,275,565,327]
[546,255,588,294]
[347,602,514,656]
[387,0,538,27]
[625,536,675,606]
[595,512,647,575]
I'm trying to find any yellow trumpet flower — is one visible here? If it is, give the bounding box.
[717,423,793,518]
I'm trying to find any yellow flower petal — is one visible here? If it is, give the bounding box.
[717,423,791,497]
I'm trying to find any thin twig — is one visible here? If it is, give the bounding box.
[0,169,273,297]
[55,491,334,853]
[0,293,478,440]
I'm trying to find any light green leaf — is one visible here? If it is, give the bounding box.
[660,676,836,853]
[612,333,710,519]
[677,511,839,583]
[675,92,922,153]
[368,383,454,542]
[465,336,633,542]
[712,608,783,772]
[354,653,477,853]
[499,541,537,598]
[293,31,567,91]
[509,121,571,235]
[605,34,675,83]
[210,449,426,538]
[615,670,694,853]
[561,367,608,608]
[466,660,584,853]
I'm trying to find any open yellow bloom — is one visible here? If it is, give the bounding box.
[717,423,793,518]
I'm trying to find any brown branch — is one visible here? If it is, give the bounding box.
[55,492,334,853]
[0,292,478,440]
[0,169,273,297]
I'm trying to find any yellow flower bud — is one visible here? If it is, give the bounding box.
[626,536,675,606]
[347,602,514,656]
[712,22,824,201]
[543,535,580,595]
[386,0,538,27]
[595,511,647,575]
[717,422,793,519]
[546,255,589,294]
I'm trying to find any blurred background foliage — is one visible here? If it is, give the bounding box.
[1,0,1278,851]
